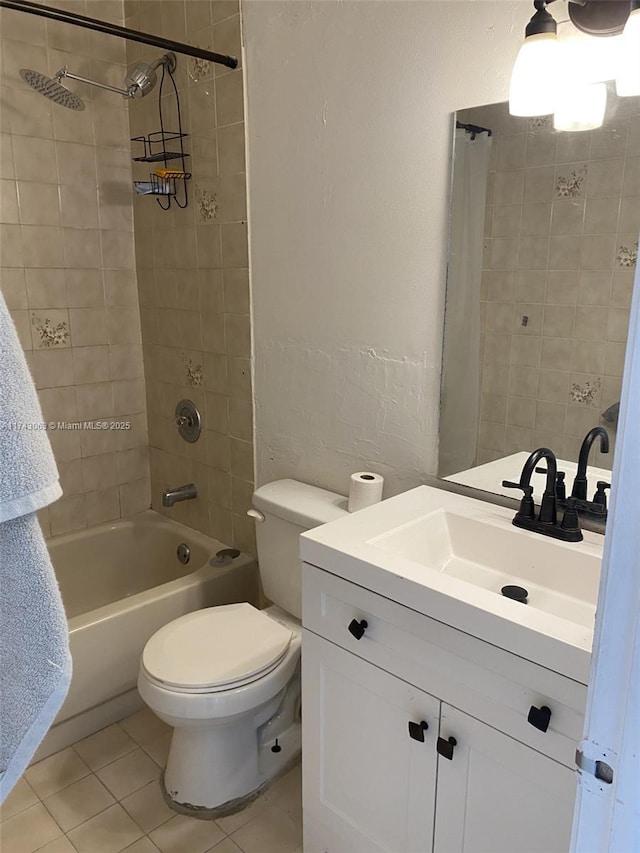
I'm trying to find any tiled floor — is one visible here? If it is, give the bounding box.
[0,709,302,853]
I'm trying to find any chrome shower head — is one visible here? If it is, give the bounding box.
[19,68,85,111]
[124,52,176,99]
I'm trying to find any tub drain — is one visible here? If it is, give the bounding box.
[211,548,241,567]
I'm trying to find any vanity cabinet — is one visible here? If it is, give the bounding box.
[433,704,575,853]
[302,562,585,853]
[303,631,439,853]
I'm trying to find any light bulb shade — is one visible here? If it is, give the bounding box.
[616,6,640,96]
[553,82,607,132]
[509,33,559,116]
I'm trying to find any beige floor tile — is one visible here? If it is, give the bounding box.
[73,724,137,770]
[149,813,226,853]
[121,780,175,834]
[230,804,302,853]
[67,803,143,853]
[25,747,90,799]
[43,773,115,832]
[0,777,39,822]
[207,839,243,853]
[96,748,161,800]
[0,802,62,853]
[122,838,162,852]
[140,732,171,769]
[36,837,77,852]
[215,798,271,836]
[269,766,302,827]
[120,709,170,746]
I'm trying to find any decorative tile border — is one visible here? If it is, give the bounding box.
[31,313,70,348]
[188,48,212,83]
[554,165,587,199]
[528,116,552,131]
[570,376,601,406]
[616,241,638,269]
[195,185,219,223]
[181,353,203,387]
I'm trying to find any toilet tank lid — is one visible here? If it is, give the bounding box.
[253,479,348,529]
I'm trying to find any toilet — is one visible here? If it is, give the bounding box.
[138,479,347,814]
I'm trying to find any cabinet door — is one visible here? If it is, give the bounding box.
[433,704,576,853]
[303,630,439,853]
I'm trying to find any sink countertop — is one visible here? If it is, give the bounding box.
[300,486,604,685]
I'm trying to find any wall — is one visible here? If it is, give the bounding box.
[125,0,255,553]
[464,95,639,471]
[243,0,533,497]
[0,0,150,537]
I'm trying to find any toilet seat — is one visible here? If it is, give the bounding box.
[142,603,293,694]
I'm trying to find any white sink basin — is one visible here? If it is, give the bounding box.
[300,486,604,682]
[370,509,599,630]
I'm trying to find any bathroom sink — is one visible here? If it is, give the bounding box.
[300,485,604,682]
[369,509,599,630]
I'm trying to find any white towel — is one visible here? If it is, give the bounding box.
[0,292,71,802]
[0,294,61,522]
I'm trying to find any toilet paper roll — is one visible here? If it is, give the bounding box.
[348,472,384,513]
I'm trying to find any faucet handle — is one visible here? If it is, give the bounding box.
[502,481,535,520]
[593,481,611,509]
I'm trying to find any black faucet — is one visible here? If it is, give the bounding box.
[503,448,582,542]
[572,427,609,501]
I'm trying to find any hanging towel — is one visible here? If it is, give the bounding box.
[0,291,71,802]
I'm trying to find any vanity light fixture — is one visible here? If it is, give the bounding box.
[508,0,559,117]
[509,0,639,125]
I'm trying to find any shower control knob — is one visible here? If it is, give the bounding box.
[348,618,368,640]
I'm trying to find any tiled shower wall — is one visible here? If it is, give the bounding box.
[0,0,150,537]
[125,0,255,554]
[461,94,640,470]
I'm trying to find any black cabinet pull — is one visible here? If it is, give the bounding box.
[437,736,457,760]
[528,704,551,732]
[408,720,429,742]
[348,618,368,640]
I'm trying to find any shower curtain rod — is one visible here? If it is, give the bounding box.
[0,0,238,69]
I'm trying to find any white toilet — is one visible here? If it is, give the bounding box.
[138,479,347,814]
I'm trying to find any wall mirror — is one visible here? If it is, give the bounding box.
[439,86,639,511]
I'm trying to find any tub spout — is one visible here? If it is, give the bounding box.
[162,483,198,507]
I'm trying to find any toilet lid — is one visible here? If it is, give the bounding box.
[142,603,293,691]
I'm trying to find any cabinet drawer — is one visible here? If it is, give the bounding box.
[302,563,587,769]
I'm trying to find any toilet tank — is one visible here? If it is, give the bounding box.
[251,479,348,619]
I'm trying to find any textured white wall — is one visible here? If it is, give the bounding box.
[243,0,530,496]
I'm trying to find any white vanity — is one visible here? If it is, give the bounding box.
[299,486,603,853]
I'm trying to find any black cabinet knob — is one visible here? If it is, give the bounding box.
[437,736,457,760]
[348,618,368,640]
[528,704,551,732]
[408,720,429,742]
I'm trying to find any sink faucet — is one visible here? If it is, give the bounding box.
[503,448,582,542]
[162,483,198,507]
[571,427,609,501]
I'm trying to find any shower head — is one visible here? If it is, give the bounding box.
[124,53,176,99]
[19,68,85,111]
[19,53,176,110]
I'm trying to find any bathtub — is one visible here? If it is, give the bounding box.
[38,510,259,758]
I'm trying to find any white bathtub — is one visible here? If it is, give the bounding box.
[38,511,259,757]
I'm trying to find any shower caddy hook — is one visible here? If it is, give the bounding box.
[130,53,191,211]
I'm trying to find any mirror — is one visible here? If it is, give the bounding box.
[439,86,639,507]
